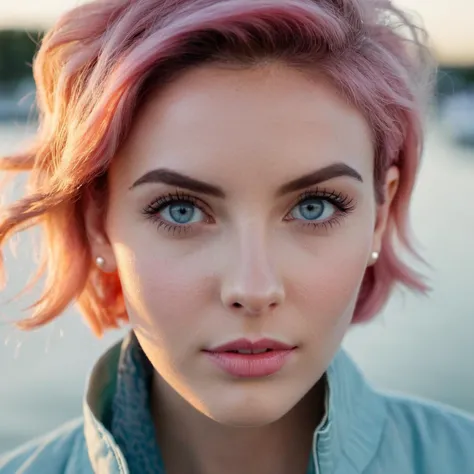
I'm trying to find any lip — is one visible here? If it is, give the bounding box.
[204,338,297,378]
[207,338,296,353]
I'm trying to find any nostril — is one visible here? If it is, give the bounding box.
[232,302,243,308]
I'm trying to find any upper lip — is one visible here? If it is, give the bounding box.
[206,338,296,352]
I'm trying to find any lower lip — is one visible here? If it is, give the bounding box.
[204,349,295,378]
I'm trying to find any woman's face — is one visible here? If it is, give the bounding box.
[91,62,397,426]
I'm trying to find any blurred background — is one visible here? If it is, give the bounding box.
[0,0,473,455]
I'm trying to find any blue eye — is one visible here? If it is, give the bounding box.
[161,201,205,225]
[290,198,335,221]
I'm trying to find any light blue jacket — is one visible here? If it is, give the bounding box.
[2,340,474,474]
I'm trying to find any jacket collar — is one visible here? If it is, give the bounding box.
[83,341,128,474]
[83,338,387,474]
[316,350,387,473]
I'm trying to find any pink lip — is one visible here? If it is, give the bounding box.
[204,338,296,378]
[208,338,295,352]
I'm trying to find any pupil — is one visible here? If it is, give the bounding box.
[300,200,323,220]
[170,203,194,223]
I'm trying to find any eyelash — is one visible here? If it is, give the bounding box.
[286,188,356,231]
[142,190,211,236]
[142,188,356,235]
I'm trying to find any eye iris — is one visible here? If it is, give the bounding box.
[299,199,324,220]
[169,202,195,224]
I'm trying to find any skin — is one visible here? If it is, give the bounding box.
[85,61,399,474]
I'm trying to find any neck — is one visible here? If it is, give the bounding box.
[150,375,325,474]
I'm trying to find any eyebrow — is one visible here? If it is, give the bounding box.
[130,168,226,197]
[276,162,363,196]
[129,162,363,197]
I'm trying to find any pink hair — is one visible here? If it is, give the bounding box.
[0,0,435,336]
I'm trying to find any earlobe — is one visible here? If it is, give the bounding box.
[82,186,117,272]
[94,255,118,274]
[95,256,107,269]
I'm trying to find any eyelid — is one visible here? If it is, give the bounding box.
[142,190,215,232]
[292,187,356,211]
[142,187,356,236]
[280,189,356,234]
[144,191,211,215]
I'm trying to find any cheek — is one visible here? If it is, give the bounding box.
[318,245,367,308]
[287,227,372,332]
[111,239,214,331]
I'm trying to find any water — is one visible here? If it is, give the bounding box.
[0,120,473,454]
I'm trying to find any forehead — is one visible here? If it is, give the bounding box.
[113,63,374,189]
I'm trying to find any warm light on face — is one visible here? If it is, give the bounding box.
[103,62,383,426]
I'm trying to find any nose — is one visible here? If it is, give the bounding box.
[220,233,285,315]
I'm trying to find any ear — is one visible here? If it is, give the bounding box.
[83,186,117,274]
[370,166,399,264]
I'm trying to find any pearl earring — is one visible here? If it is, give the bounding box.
[371,251,379,262]
[95,256,106,268]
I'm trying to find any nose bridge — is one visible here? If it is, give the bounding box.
[221,223,285,313]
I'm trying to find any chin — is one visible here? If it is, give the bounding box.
[208,407,285,428]
[199,390,299,428]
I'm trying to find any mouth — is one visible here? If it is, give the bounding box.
[206,337,296,353]
[203,338,297,378]
[223,348,274,354]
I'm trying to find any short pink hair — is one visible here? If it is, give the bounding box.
[0,0,435,336]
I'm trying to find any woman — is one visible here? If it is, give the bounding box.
[1,0,473,473]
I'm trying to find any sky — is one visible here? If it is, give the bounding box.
[0,0,473,66]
